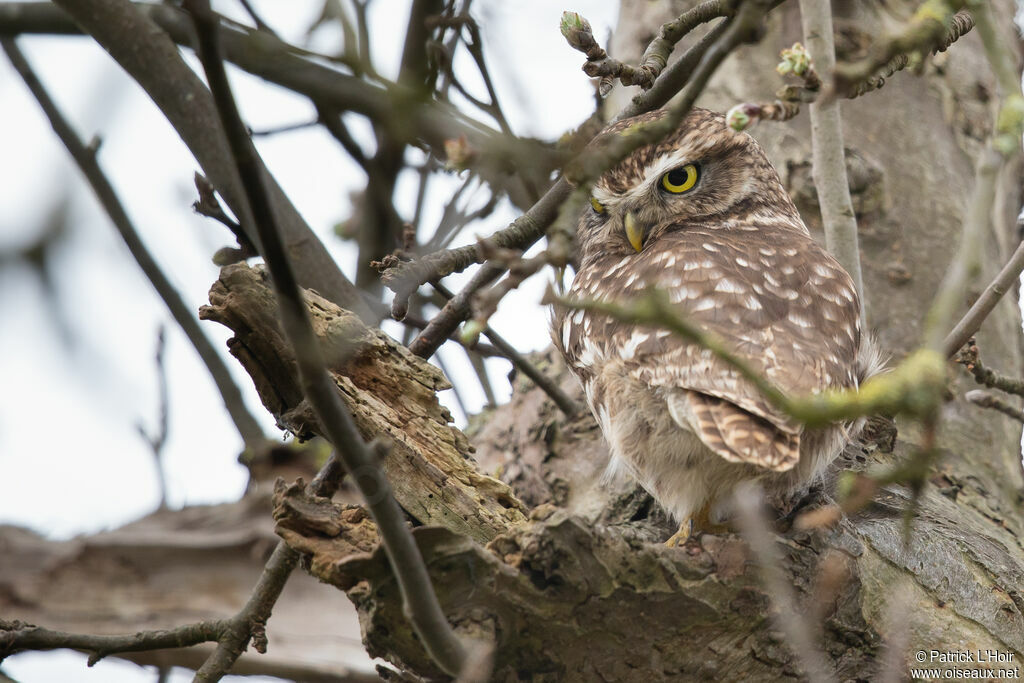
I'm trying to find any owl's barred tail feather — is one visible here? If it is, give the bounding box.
[668,391,800,472]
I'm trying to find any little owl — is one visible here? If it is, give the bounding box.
[552,108,881,542]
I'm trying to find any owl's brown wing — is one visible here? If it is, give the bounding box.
[579,227,860,470]
[668,390,800,471]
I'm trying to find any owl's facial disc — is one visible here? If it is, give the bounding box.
[624,212,645,252]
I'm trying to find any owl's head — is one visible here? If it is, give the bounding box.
[574,108,803,265]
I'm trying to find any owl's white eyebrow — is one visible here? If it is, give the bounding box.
[592,148,699,206]
[640,148,696,185]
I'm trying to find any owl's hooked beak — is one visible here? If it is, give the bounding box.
[624,212,645,252]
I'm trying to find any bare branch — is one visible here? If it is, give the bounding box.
[942,238,1024,357]
[799,0,866,315]
[0,619,224,666]
[183,0,468,675]
[965,390,1024,424]
[561,1,732,92]
[39,0,375,320]
[0,37,269,455]
[831,5,973,99]
[955,340,1024,397]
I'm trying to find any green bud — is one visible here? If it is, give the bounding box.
[460,320,486,346]
[560,11,593,51]
[560,11,590,36]
[725,105,752,131]
[777,42,811,77]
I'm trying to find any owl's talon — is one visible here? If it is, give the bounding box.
[664,520,693,547]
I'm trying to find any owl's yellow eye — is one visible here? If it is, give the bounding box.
[590,197,605,214]
[660,164,700,194]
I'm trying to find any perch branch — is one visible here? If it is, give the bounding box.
[183,0,468,675]
[0,37,269,455]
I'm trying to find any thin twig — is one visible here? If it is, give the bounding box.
[942,239,1024,357]
[800,0,866,319]
[0,37,269,455]
[194,455,345,681]
[482,328,580,417]
[431,282,580,416]
[136,325,171,510]
[965,390,1024,423]
[733,483,837,683]
[955,340,1024,396]
[183,1,468,677]
[831,5,973,100]
[0,619,224,666]
[561,1,732,92]
[236,0,277,35]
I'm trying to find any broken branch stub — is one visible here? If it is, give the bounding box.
[199,263,525,544]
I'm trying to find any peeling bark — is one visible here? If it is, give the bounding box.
[198,263,526,545]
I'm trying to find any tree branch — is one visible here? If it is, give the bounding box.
[799,0,866,318]
[0,619,224,666]
[41,0,375,320]
[0,36,269,456]
[183,0,468,674]
[943,238,1024,357]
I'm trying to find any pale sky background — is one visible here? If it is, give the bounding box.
[0,0,619,680]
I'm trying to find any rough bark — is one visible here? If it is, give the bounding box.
[198,263,526,545]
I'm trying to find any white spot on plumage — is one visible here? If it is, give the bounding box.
[789,312,814,328]
[702,243,720,252]
[620,331,651,360]
[692,297,717,312]
[735,257,750,267]
[670,284,704,302]
[715,278,746,294]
